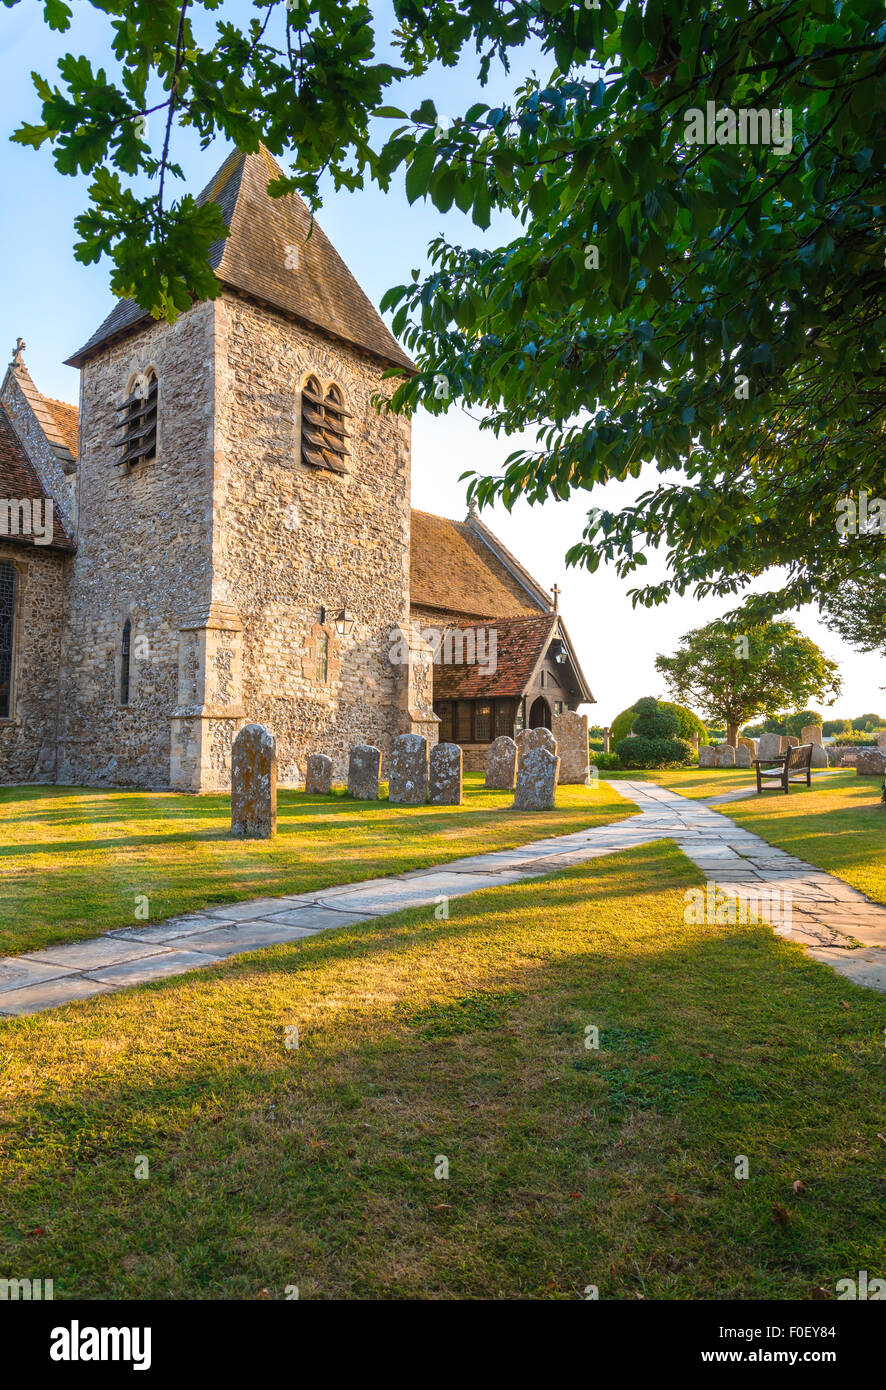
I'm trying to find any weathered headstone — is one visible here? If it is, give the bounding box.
[602,727,611,754]
[738,736,757,758]
[516,727,557,764]
[781,735,799,752]
[304,753,333,794]
[429,742,462,805]
[513,746,559,810]
[691,732,700,753]
[698,745,717,768]
[231,723,277,839]
[388,733,429,805]
[757,733,782,760]
[800,726,828,768]
[715,743,736,768]
[552,710,589,785]
[856,749,886,776]
[348,743,381,800]
[486,736,517,790]
[735,745,752,768]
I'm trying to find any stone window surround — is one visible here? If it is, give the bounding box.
[0,549,27,725]
[114,606,143,708]
[297,371,351,477]
[118,364,161,471]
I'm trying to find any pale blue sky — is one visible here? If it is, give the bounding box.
[0,1,879,722]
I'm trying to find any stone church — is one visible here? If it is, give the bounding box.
[0,147,592,792]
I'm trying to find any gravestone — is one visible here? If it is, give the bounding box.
[304,753,332,794]
[230,723,277,839]
[735,745,752,768]
[801,725,829,768]
[602,727,611,753]
[781,735,799,752]
[513,746,559,811]
[757,733,782,760]
[715,743,736,768]
[691,732,700,753]
[552,710,589,785]
[739,736,757,758]
[878,731,886,753]
[516,727,557,765]
[856,749,886,776]
[348,743,381,800]
[485,736,517,790]
[698,745,717,768]
[388,733,429,805]
[429,742,462,805]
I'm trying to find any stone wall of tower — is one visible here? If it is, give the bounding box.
[211,292,413,785]
[57,302,216,788]
[0,541,69,783]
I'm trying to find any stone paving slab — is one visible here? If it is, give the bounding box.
[159,921,321,958]
[0,957,77,995]
[83,949,225,987]
[111,915,240,944]
[0,976,113,1016]
[21,938,171,971]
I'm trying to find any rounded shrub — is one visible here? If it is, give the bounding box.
[661,701,708,745]
[615,736,692,769]
[633,698,680,741]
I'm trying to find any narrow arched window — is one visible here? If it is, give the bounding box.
[121,619,131,705]
[0,561,15,720]
[316,629,329,684]
[300,377,350,474]
[116,369,158,467]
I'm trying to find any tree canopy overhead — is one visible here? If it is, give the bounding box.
[9,0,886,620]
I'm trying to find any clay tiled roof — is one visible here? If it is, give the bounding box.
[66,147,415,373]
[42,396,79,460]
[10,364,78,472]
[410,509,552,620]
[432,614,557,699]
[0,409,74,549]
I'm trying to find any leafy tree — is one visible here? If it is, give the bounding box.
[820,548,886,657]
[9,0,886,619]
[822,718,851,738]
[852,713,884,732]
[655,618,841,747]
[785,709,823,738]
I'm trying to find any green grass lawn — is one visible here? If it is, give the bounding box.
[1,840,883,1300]
[626,769,886,906]
[0,774,634,956]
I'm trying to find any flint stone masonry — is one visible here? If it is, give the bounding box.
[348,744,381,800]
[230,723,277,838]
[513,746,559,811]
[388,733,429,805]
[856,749,886,776]
[757,733,782,760]
[305,753,333,794]
[429,741,462,805]
[698,745,717,768]
[552,710,589,784]
[486,735,517,790]
[715,744,736,768]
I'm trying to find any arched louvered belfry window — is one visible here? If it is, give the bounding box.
[116,369,158,467]
[120,619,132,706]
[300,377,351,474]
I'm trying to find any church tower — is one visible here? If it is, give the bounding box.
[61,147,426,791]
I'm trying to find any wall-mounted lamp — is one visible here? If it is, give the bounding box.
[334,605,355,637]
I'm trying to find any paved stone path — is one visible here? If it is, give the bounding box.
[2,780,885,1017]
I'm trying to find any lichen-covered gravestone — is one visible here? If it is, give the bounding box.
[735,745,752,768]
[698,745,716,768]
[856,749,886,776]
[305,753,333,794]
[231,723,277,839]
[552,710,589,784]
[781,735,799,752]
[516,727,557,766]
[715,744,736,768]
[739,736,757,758]
[348,743,381,800]
[429,742,462,805]
[485,736,517,789]
[513,746,559,811]
[388,733,429,805]
[801,725,829,768]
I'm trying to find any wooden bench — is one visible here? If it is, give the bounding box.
[754,743,813,794]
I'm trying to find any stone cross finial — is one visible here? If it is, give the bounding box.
[552,583,561,612]
[10,337,25,367]
[467,497,478,520]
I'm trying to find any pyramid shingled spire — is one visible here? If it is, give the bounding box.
[66,147,415,373]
